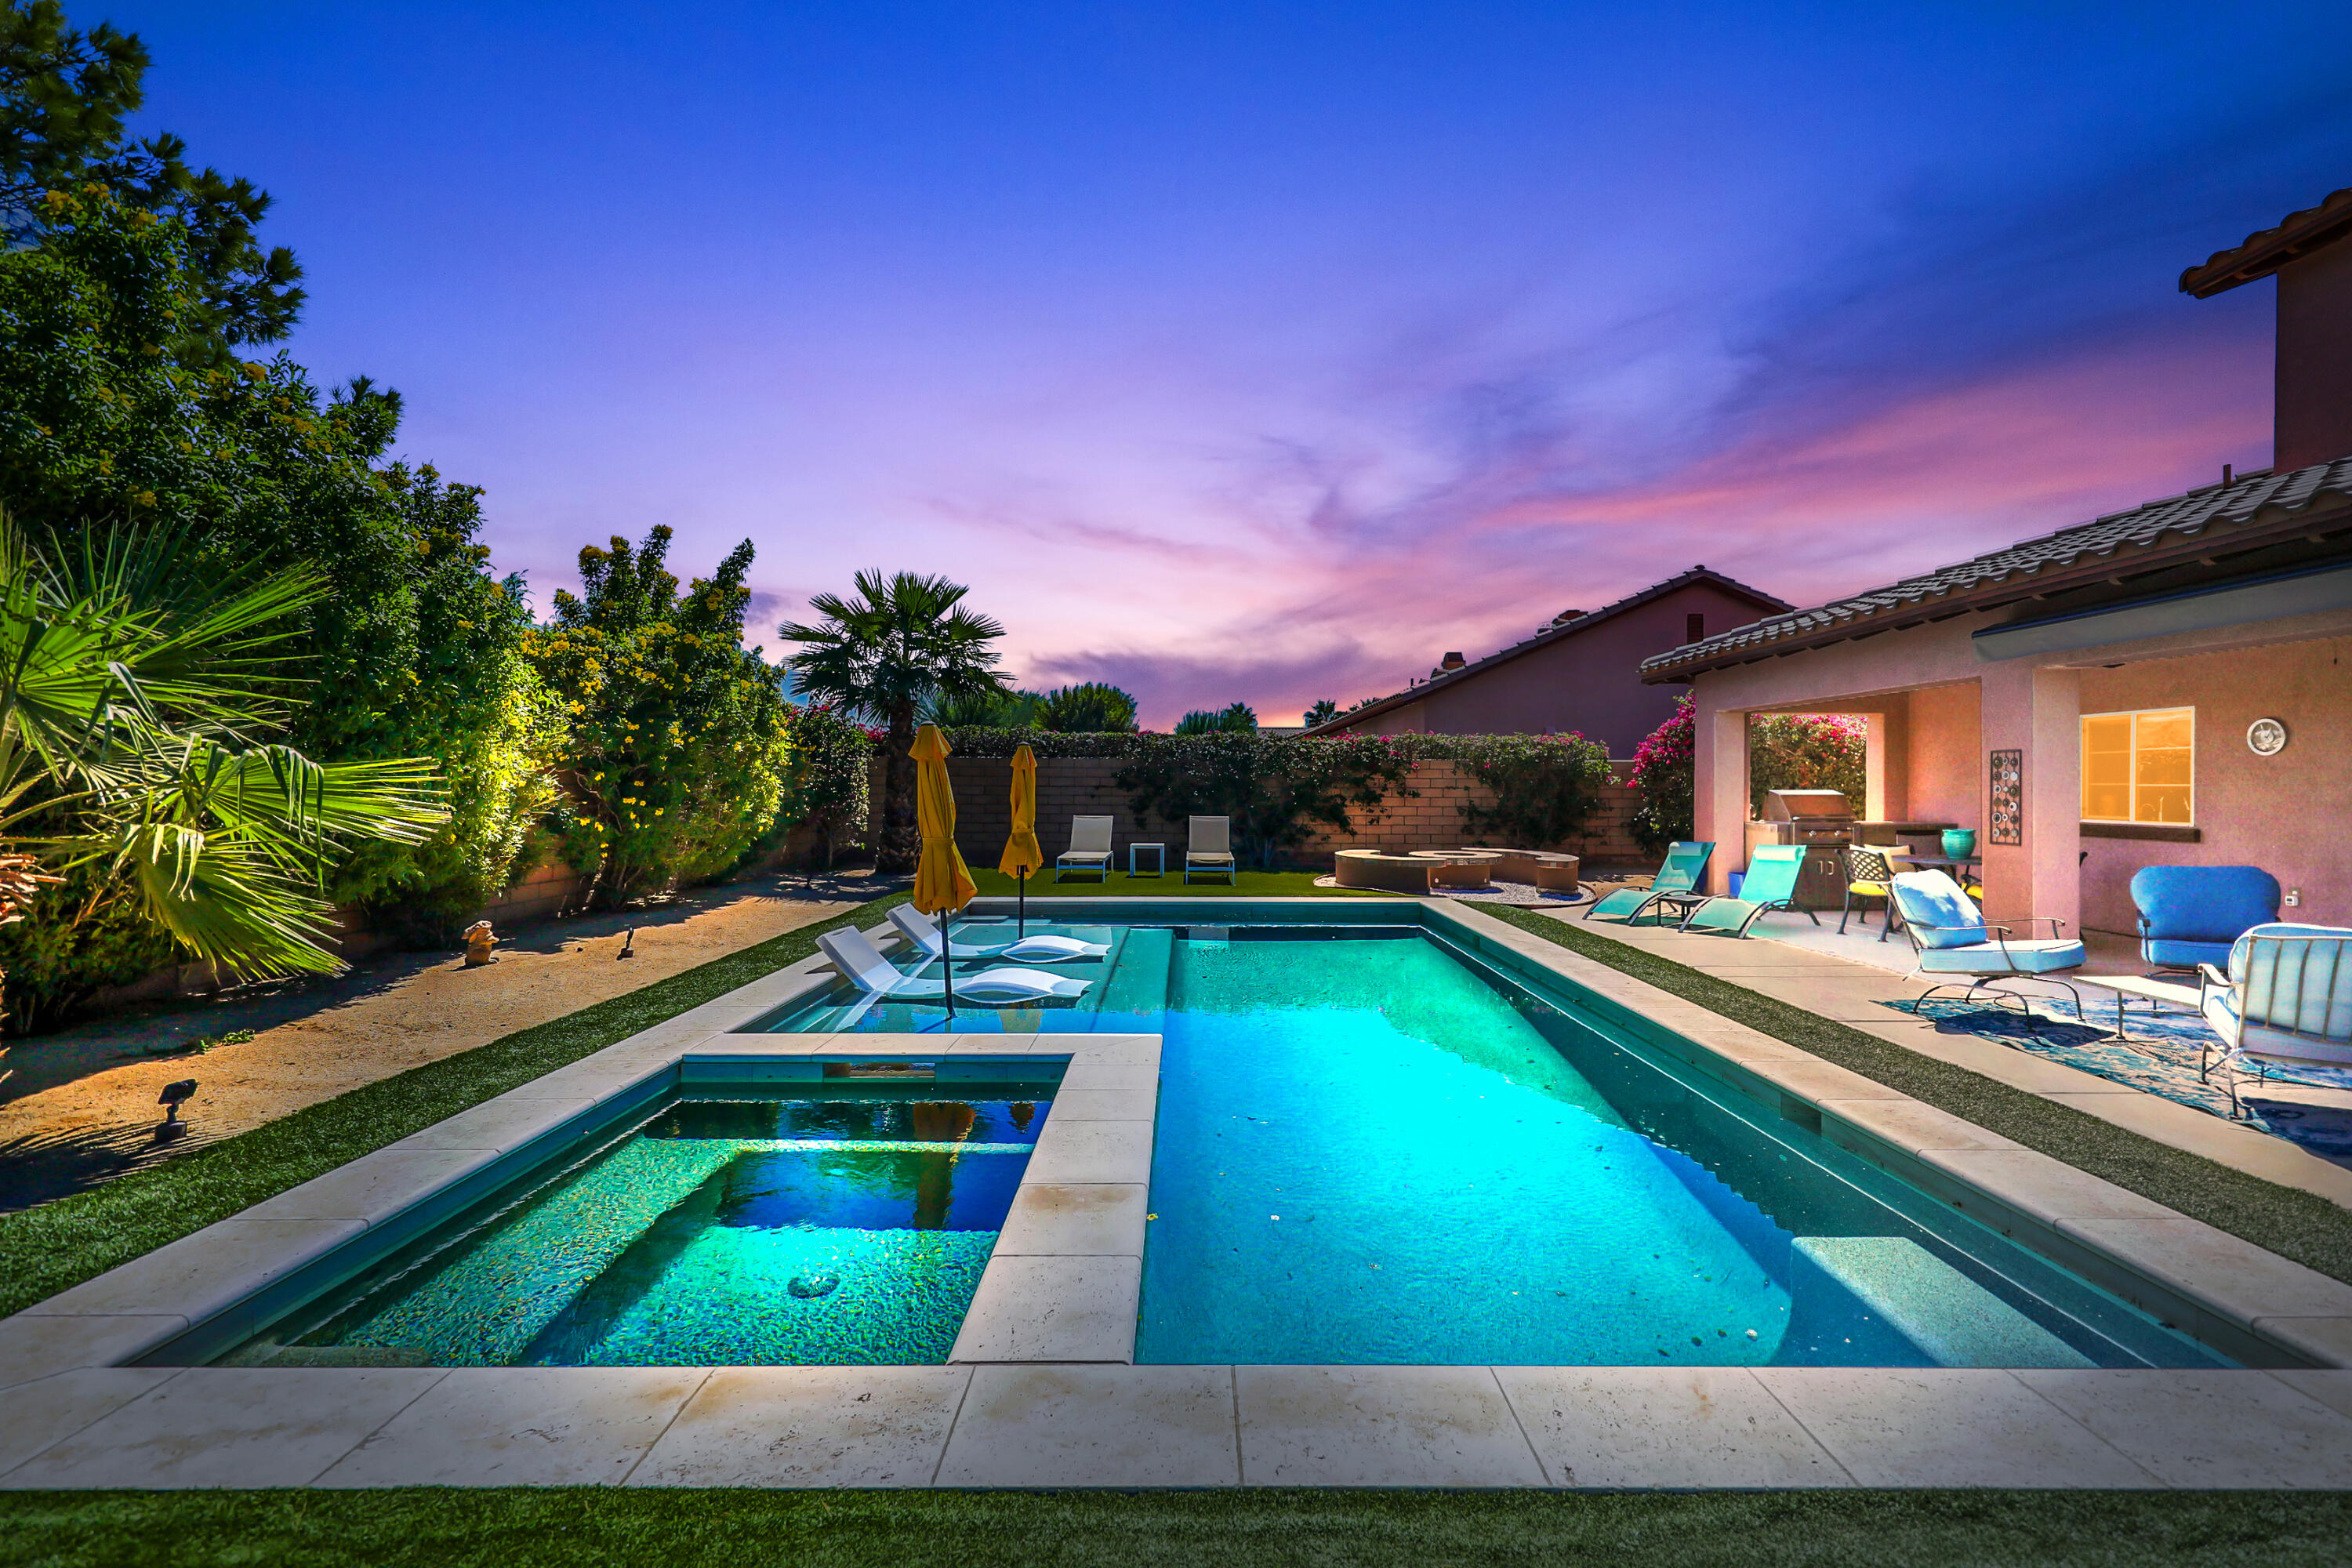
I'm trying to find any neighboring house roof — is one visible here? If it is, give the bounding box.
[2180,187,2352,298]
[1307,565,1791,735]
[1639,455,2352,681]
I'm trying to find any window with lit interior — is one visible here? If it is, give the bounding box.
[2080,707,2193,826]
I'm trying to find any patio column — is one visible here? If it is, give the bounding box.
[1976,662,2080,933]
[1693,702,1748,895]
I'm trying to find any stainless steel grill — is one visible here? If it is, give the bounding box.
[1748,789,1857,909]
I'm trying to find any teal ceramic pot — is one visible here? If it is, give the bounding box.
[1941,829,1978,859]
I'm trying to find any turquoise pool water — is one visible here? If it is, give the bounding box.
[750,916,2223,1367]
[1132,928,2216,1368]
[222,1087,1052,1367]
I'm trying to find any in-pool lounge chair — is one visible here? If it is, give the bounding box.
[818,927,1091,1004]
[1674,844,1819,938]
[2198,923,2352,1115]
[1584,841,1713,924]
[890,906,1110,964]
[2132,865,2281,975]
[1888,869,2085,1029]
[1054,815,1114,882]
[1185,815,1236,884]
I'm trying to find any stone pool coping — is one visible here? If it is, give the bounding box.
[6,898,2352,1490]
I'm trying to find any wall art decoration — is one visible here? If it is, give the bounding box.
[1989,748,2024,845]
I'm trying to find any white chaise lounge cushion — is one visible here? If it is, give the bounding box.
[890,906,1109,963]
[818,926,1092,1003]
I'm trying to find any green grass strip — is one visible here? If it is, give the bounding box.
[2,1488,2347,1567]
[1486,906,2352,1287]
[0,891,911,1320]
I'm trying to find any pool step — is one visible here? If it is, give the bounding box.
[1791,1236,2095,1368]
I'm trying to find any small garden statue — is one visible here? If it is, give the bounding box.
[462,920,499,967]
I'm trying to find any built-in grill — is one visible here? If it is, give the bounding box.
[1746,789,1857,910]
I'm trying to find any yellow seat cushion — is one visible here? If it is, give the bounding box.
[1847,880,1890,898]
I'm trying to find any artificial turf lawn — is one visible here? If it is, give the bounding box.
[0,891,916,1320]
[4,1489,2349,1568]
[1486,905,2352,1288]
[965,868,1382,898]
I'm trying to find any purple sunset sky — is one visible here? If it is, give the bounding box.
[114,2,2351,728]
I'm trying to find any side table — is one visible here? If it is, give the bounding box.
[1127,842,1167,878]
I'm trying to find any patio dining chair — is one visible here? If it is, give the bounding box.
[1838,844,1902,941]
[1185,815,1237,884]
[1054,815,1113,882]
[1887,869,2085,1032]
[1675,844,1819,938]
[1584,841,1714,924]
[2197,923,2352,1116]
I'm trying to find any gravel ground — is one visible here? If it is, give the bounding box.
[0,869,902,1212]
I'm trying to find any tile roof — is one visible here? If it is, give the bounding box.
[1640,453,2352,679]
[2180,186,2352,297]
[1307,566,1789,734]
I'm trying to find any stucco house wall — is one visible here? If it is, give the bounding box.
[1332,578,1781,753]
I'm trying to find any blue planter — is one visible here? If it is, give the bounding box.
[1941,829,1978,859]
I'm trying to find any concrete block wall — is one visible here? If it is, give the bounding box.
[924,754,1645,869]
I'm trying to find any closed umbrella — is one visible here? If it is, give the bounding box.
[999,742,1046,937]
[909,723,978,1018]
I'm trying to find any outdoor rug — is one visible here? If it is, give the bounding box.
[1877,996,2352,1163]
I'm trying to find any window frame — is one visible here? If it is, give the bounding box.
[2079,705,2196,829]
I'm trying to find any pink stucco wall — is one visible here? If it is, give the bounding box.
[1682,595,2352,934]
[2076,635,2352,931]
[1905,682,1981,830]
[1337,581,1776,754]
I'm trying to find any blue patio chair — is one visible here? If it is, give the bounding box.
[2198,924,2352,1116]
[1675,845,1818,938]
[1585,841,1714,925]
[2131,866,2280,975]
[1889,869,2085,1029]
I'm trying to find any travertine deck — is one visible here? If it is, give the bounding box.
[1550,906,2352,1210]
[8,898,2352,1490]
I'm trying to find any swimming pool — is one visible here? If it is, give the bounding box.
[756,916,2226,1370]
[216,1083,1058,1368]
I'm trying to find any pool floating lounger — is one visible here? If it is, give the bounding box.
[819,927,1093,1004]
[889,906,1110,964]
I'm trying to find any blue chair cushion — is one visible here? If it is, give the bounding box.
[2145,937,2234,970]
[2131,866,2279,945]
[1916,939,2085,975]
[1889,871,1987,949]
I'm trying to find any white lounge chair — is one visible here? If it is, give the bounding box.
[1887,869,2085,1030]
[1185,815,1236,884]
[817,927,1091,1004]
[1055,815,1113,882]
[889,906,1109,964]
[2198,923,2352,1115]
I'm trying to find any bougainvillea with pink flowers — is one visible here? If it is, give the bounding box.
[1627,697,1869,855]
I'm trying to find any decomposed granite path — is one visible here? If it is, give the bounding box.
[0,869,901,1212]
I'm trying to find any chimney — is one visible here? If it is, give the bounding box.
[1439,652,1466,673]
[2182,188,2352,473]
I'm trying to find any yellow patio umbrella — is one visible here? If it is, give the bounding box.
[999,742,1046,936]
[909,723,977,1014]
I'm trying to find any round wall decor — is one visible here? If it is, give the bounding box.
[2246,717,2289,756]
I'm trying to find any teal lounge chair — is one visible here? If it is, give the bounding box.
[1585,841,1714,925]
[1675,845,1819,938]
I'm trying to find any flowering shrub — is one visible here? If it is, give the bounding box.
[1115,731,1416,868]
[1446,732,1617,848]
[1628,697,1696,855]
[1748,713,1867,815]
[524,527,793,905]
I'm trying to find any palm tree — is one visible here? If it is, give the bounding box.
[780,572,1005,872]
[1,520,448,1018]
